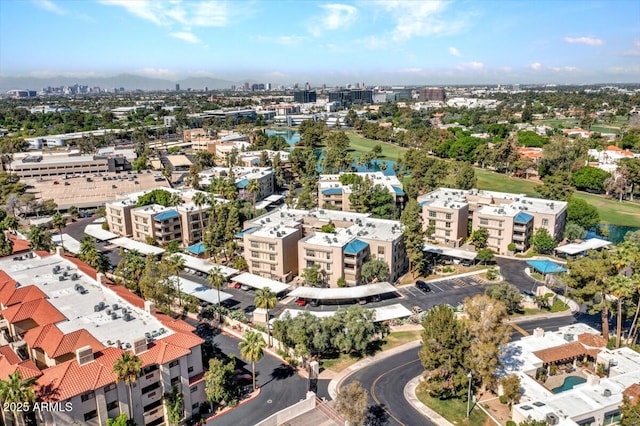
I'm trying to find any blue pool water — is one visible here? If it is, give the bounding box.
[551,376,586,394]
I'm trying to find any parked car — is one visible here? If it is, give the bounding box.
[416,280,431,292]
[296,298,307,306]
[370,294,381,303]
[310,299,320,307]
[240,284,250,291]
[233,282,242,289]
[358,298,367,305]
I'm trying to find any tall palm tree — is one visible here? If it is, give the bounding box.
[0,372,38,426]
[254,288,277,347]
[113,351,142,420]
[246,179,260,215]
[166,254,186,307]
[51,212,66,252]
[192,192,207,242]
[207,267,226,321]
[238,331,266,391]
[27,225,52,252]
[610,275,634,348]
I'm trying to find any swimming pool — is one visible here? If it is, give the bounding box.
[551,376,586,394]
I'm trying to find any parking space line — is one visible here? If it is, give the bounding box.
[430,282,445,292]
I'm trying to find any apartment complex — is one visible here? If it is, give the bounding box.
[238,207,407,286]
[199,166,275,201]
[417,188,567,254]
[183,128,249,153]
[0,250,206,426]
[318,172,406,212]
[105,188,213,246]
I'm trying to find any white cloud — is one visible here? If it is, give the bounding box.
[456,62,484,71]
[376,0,468,41]
[310,3,358,36]
[138,68,178,78]
[621,39,640,57]
[563,36,604,46]
[169,31,201,44]
[549,66,579,72]
[355,35,390,50]
[529,62,543,71]
[449,47,461,57]
[33,0,67,15]
[255,35,306,46]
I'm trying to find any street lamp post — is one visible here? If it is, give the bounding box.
[466,371,473,417]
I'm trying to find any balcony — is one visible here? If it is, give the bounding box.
[512,233,526,242]
[513,224,528,233]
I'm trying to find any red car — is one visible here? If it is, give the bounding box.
[296,298,307,306]
[233,282,241,289]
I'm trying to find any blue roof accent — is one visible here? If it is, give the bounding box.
[527,260,567,274]
[419,200,432,206]
[392,186,405,196]
[236,179,249,188]
[154,210,179,221]
[515,212,534,224]
[234,226,258,238]
[322,188,343,195]
[187,243,206,254]
[344,239,369,255]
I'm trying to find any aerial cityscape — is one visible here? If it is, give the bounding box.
[0,1,640,426]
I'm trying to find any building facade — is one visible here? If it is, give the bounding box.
[417,188,567,254]
[318,172,406,213]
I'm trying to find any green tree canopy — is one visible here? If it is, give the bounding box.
[335,381,368,426]
[529,228,558,254]
[566,197,600,229]
[485,282,522,314]
[360,259,390,284]
[571,166,611,192]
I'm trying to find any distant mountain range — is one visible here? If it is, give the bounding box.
[0,73,243,93]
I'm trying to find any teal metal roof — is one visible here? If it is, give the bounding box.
[237,179,249,188]
[186,243,206,254]
[392,186,405,196]
[527,260,567,274]
[515,212,534,224]
[344,239,369,255]
[235,226,258,238]
[154,210,179,221]
[419,200,432,206]
[322,188,343,195]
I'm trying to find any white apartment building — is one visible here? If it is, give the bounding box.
[417,188,567,254]
[0,250,206,426]
[199,166,275,201]
[318,172,406,212]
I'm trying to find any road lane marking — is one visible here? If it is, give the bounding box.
[370,359,422,426]
[510,323,530,337]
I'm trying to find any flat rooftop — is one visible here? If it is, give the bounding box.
[0,253,172,349]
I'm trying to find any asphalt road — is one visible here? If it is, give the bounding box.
[341,315,581,426]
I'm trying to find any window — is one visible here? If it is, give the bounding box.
[378,246,385,255]
[192,402,200,410]
[445,222,451,228]
[141,381,161,395]
[498,230,502,237]
[252,261,260,268]
[269,244,275,251]
[81,391,95,402]
[171,377,180,387]
[270,264,276,271]
[306,250,316,257]
[251,251,258,258]
[251,241,259,248]
[445,213,452,220]
[326,263,331,271]
[428,220,435,226]
[428,210,436,218]
[542,218,549,226]
[307,260,315,267]
[106,400,118,411]
[326,252,331,259]
[480,218,488,226]
[445,230,451,237]
[188,366,194,373]
[604,411,621,425]
[190,385,198,393]
[143,365,158,374]
[269,254,276,261]
[103,384,116,393]
[84,410,98,421]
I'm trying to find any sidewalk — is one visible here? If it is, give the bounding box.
[404,376,453,426]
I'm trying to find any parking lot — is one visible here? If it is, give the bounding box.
[398,273,493,311]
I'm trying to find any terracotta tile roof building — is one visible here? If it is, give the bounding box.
[0,249,206,426]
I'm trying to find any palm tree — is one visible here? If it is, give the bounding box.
[246,179,260,215]
[27,225,52,251]
[238,331,266,391]
[610,275,634,348]
[166,254,186,307]
[0,372,38,426]
[254,288,277,347]
[207,267,226,321]
[3,215,19,232]
[192,192,208,242]
[51,212,66,252]
[113,351,142,420]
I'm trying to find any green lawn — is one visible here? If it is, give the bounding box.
[345,131,407,160]
[416,387,488,425]
[474,168,640,226]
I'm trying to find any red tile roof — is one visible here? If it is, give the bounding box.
[577,333,608,348]
[2,298,66,326]
[623,383,640,403]
[0,345,41,381]
[9,235,31,254]
[36,347,124,402]
[5,285,47,307]
[533,341,595,364]
[24,324,104,358]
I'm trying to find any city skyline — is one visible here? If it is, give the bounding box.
[1,0,639,85]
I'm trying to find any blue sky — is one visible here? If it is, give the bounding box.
[1,0,639,84]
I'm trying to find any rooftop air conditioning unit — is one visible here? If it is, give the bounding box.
[603,389,612,397]
[546,413,559,426]
[132,337,147,355]
[76,346,94,366]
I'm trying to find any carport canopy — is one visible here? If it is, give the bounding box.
[84,224,119,241]
[53,234,81,254]
[231,272,290,293]
[288,282,397,300]
[109,237,165,256]
[174,253,238,278]
[278,303,411,322]
[555,238,612,256]
[423,243,477,261]
[178,277,233,304]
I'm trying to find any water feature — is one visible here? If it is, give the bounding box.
[586,225,639,245]
[551,376,586,394]
[265,129,300,146]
